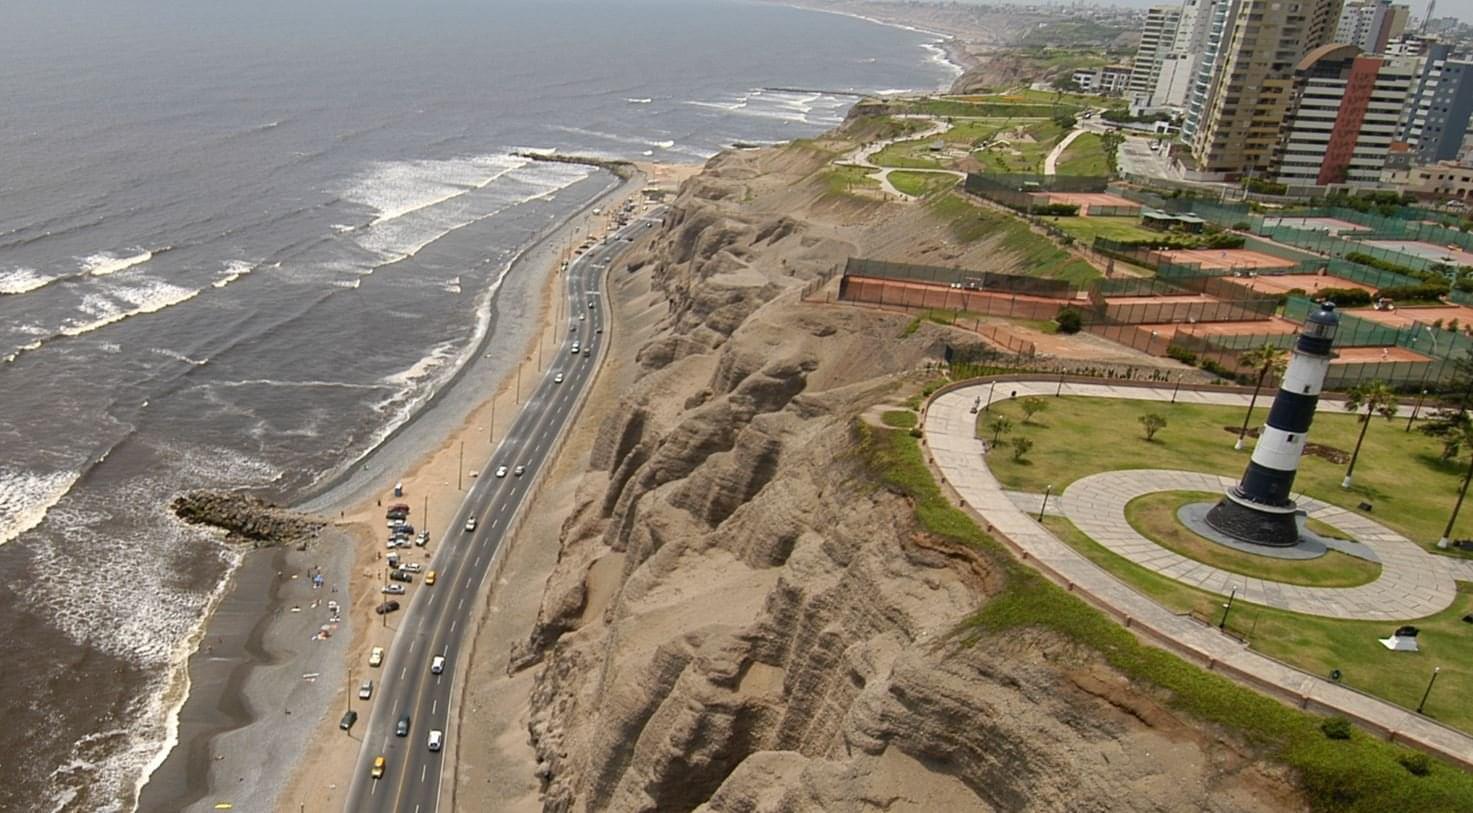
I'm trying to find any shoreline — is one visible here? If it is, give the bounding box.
[764,0,969,87]
[133,167,648,813]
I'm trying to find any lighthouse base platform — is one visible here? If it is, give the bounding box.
[1204,489,1301,547]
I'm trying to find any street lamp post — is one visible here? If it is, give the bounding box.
[1171,376,1181,403]
[1407,389,1428,431]
[1038,484,1053,521]
[457,441,464,491]
[1417,666,1441,714]
[986,379,997,412]
[1219,586,1238,630]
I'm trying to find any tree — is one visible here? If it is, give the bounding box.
[1012,437,1034,462]
[1341,381,1400,489]
[1422,410,1473,461]
[987,416,1013,446]
[1055,307,1083,334]
[1235,344,1288,450]
[1020,396,1048,425]
[1139,413,1167,441]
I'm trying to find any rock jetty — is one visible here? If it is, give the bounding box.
[171,491,324,548]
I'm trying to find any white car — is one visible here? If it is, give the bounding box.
[401,562,424,573]
[368,646,385,667]
[464,517,477,532]
[427,730,443,752]
[358,680,373,700]
[431,655,445,675]
[495,465,508,478]
[554,372,564,384]
[513,464,526,477]
[382,584,406,595]
[571,342,580,355]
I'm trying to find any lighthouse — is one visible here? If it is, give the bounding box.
[1205,302,1340,547]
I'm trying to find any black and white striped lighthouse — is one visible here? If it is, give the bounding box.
[1206,302,1340,547]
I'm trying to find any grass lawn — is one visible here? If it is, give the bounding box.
[1043,515,1473,735]
[971,119,1066,174]
[1047,215,1159,244]
[1125,491,1382,587]
[871,139,944,169]
[859,415,1473,809]
[982,396,1473,549]
[818,165,879,198]
[927,195,1099,286]
[889,171,958,198]
[1055,132,1109,176]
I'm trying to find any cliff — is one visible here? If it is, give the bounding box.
[506,130,1305,811]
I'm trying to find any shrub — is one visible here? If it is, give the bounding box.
[1139,413,1167,441]
[1055,307,1083,334]
[1244,177,1288,196]
[1376,283,1449,303]
[1166,345,1198,365]
[1346,252,1425,278]
[1399,753,1432,777]
[1012,436,1034,461]
[1321,717,1353,740]
[1200,232,1246,250]
[1232,221,1252,231]
[1032,203,1081,217]
[1318,287,1373,307]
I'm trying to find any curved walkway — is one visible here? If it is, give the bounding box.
[834,114,965,200]
[1060,469,1455,620]
[1043,126,1086,175]
[923,378,1473,766]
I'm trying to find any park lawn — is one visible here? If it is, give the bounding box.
[901,99,1082,119]
[927,195,1099,286]
[971,118,1068,174]
[942,117,1039,147]
[1047,215,1160,244]
[819,165,879,198]
[1043,515,1473,735]
[861,416,1473,809]
[889,171,958,198]
[871,139,944,169]
[983,396,1473,548]
[1055,132,1109,176]
[1126,491,1382,587]
[950,88,1119,108]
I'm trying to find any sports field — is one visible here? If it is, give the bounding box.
[1158,248,1298,271]
[1234,273,1374,296]
[1261,216,1363,235]
[1362,239,1473,267]
[1037,192,1140,216]
[1358,304,1473,328]
[1332,345,1430,363]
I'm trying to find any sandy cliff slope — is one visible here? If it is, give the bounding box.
[466,126,1306,812]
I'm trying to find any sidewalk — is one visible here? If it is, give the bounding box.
[923,378,1473,768]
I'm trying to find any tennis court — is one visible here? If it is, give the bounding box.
[1361,240,1473,267]
[1261,216,1364,235]
[1333,346,1429,363]
[1159,248,1299,271]
[1038,192,1141,216]
[1358,304,1473,328]
[1234,273,1375,296]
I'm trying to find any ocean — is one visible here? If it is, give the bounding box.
[0,0,954,808]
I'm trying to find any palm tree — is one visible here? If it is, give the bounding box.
[1234,344,1289,450]
[1342,381,1400,489]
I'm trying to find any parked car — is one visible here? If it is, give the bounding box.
[416,531,430,546]
[371,755,385,779]
[358,680,373,700]
[369,646,384,667]
[427,730,444,752]
[382,583,406,595]
[339,710,358,731]
[375,600,400,615]
[389,569,414,583]
[396,715,411,737]
[401,562,424,573]
[431,655,446,675]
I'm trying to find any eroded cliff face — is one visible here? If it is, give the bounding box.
[512,140,1304,812]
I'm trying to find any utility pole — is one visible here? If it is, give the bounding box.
[458,441,464,491]
[423,495,428,536]
[516,364,522,403]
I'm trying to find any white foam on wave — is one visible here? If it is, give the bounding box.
[212,259,257,289]
[626,97,653,104]
[60,280,202,338]
[0,468,81,547]
[381,339,459,390]
[442,276,462,294]
[340,154,527,226]
[549,124,675,151]
[0,266,56,295]
[82,248,163,277]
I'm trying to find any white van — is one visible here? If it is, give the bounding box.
[428,730,444,752]
[431,655,446,675]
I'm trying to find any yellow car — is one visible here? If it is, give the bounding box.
[371,755,385,779]
[425,570,437,586]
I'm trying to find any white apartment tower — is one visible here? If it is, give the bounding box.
[1128,6,1185,103]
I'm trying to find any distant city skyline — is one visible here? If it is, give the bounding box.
[901,0,1469,24]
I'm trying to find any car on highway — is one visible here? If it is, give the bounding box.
[425,570,437,586]
[465,516,477,532]
[431,654,446,675]
[596,327,602,334]
[371,755,385,779]
[588,301,595,308]
[571,341,580,354]
[369,646,384,667]
[554,372,564,384]
[495,465,508,478]
[514,464,526,476]
[358,680,373,700]
[339,710,358,731]
[579,312,585,321]
[382,583,406,595]
[375,600,400,615]
[396,715,411,737]
[428,730,444,752]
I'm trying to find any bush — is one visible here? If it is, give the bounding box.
[1399,753,1433,776]
[1317,286,1373,307]
[1377,283,1449,303]
[1321,717,1353,740]
[1244,177,1288,196]
[1232,221,1252,231]
[1033,203,1081,217]
[1167,345,1198,365]
[1055,307,1083,334]
[1346,252,1425,279]
[1200,232,1246,250]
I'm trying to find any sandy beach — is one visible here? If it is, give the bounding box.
[136,162,668,813]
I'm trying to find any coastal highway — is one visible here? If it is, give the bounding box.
[344,205,661,813]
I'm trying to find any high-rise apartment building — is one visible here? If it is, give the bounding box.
[1128,6,1184,103]
[1402,56,1473,162]
[1335,0,1410,53]
[1183,0,1238,140]
[1189,0,1343,177]
[1275,45,1416,188]
[1149,0,1221,109]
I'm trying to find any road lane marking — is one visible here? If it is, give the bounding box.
[457,596,465,610]
[400,666,406,680]
[433,698,438,714]
[422,764,427,783]
[410,640,418,653]
[450,619,457,632]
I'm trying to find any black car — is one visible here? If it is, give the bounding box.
[396,715,411,737]
[339,710,358,731]
[389,569,414,583]
[375,600,400,615]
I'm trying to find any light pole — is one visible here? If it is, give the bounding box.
[986,379,997,411]
[1218,586,1238,630]
[1438,448,1473,549]
[1417,666,1441,714]
[1038,484,1053,521]
[516,364,522,403]
[457,441,464,491]
[1407,389,1428,431]
[1171,376,1181,403]
[1056,373,1065,397]
[423,495,428,536]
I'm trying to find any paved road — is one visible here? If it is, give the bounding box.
[342,207,662,813]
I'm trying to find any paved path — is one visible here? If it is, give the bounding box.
[833,114,964,200]
[1043,127,1086,176]
[924,378,1473,766]
[1060,469,1455,619]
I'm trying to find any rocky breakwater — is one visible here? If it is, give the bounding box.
[171,491,324,549]
[509,140,1302,811]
